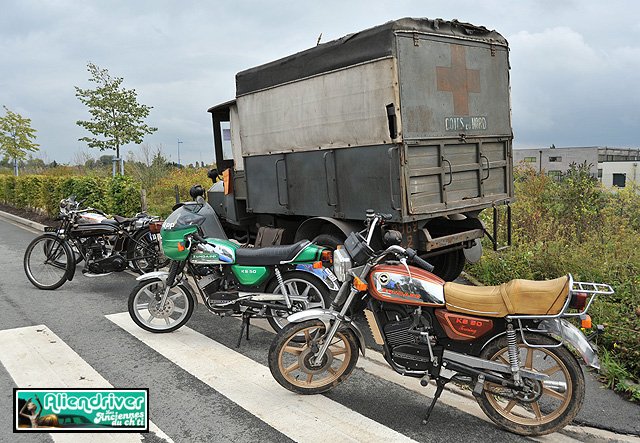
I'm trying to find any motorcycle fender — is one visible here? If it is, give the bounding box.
[287,308,366,357]
[539,318,600,369]
[136,271,170,283]
[63,238,76,282]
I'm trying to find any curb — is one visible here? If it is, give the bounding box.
[0,210,48,231]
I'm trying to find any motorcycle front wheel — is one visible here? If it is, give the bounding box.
[128,278,195,333]
[265,272,331,334]
[23,235,71,290]
[268,319,359,395]
[476,333,585,436]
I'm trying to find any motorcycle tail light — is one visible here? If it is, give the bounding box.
[570,292,588,310]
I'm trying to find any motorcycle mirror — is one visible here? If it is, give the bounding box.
[207,168,220,183]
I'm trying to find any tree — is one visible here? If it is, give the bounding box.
[0,105,40,176]
[75,62,157,167]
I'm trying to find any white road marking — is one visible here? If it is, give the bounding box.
[106,312,418,443]
[0,325,173,443]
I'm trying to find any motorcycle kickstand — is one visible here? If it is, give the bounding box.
[422,377,447,424]
[236,313,252,348]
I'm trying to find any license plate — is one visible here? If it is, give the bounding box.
[43,226,57,232]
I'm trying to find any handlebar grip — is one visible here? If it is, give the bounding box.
[192,232,206,243]
[405,248,435,273]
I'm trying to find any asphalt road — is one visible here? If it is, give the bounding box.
[0,214,638,443]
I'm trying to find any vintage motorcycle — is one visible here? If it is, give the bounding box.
[268,210,613,436]
[23,196,168,290]
[127,186,339,344]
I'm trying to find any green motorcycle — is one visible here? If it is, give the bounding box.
[127,188,337,344]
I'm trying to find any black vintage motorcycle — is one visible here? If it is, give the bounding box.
[23,196,168,290]
[268,210,613,436]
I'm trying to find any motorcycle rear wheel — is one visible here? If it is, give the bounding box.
[265,272,331,335]
[268,319,359,395]
[23,235,71,290]
[476,333,585,436]
[130,228,169,274]
[128,278,195,333]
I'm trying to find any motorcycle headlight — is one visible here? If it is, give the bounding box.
[333,248,352,282]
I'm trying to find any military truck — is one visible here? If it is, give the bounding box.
[207,17,513,281]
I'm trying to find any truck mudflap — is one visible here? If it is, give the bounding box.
[287,308,367,357]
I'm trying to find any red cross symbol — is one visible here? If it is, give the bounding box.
[436,45,480,116]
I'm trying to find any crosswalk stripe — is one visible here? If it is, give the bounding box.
[0,325,173,443]
[106,312,419,443]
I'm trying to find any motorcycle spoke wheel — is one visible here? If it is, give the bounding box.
[131,229,169,273]
[23,236,70,290]
[128,278,194,333]
[265,272,330,335]
[268,320,359,395]
[476,333,585,436]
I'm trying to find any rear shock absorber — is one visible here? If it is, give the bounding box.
[506,322,522,385]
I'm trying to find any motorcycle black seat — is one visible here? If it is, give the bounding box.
[234,240,312,266]
[113,215,138,224]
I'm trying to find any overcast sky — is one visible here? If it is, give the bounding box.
[1,0,639,166]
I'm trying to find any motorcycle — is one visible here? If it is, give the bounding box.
[127,185,339,345]
[268,210,613,436]
[23,196,168,290]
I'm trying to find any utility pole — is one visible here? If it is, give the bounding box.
[178,139,183,169]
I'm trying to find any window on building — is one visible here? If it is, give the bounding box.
[598,169,603,179]
[613,173,626,188]
[549,156,562,162]
[524,157,536,162]
[548,170,562,181]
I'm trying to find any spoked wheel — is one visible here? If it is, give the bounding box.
[265,272,330,335]
[23,235,71,290]
[268,319,359,395]
[476,333,585,436]
[130,228,169,274]
[128,278,195,333]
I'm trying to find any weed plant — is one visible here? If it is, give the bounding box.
[470,162,640,391]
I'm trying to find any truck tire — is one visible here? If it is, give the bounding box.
[312,234,345,250]
[428,249,465,281]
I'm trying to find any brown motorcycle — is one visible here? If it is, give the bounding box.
[268,210,613,436]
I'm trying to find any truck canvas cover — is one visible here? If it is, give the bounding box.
[229,17,513,221]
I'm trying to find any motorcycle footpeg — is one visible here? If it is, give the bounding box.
[472,374,485,398]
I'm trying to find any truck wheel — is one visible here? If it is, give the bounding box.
[429,249,465,281]
[312,234,344,250]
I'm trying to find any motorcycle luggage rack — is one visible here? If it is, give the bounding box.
[505,274,614,348]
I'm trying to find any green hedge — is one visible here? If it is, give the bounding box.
[0,175,142,217]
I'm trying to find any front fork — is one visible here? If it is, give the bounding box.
[312,281,362,366]
[159,261,183,307]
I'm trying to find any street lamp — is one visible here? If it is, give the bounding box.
[178,139,183,169]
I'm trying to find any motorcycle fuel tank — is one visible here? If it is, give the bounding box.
[190,239,237,265]
[368,264,445,306]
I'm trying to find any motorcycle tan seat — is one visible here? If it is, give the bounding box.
[235,240,312,266]
[443,276,569,317]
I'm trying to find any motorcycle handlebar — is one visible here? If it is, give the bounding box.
[405,247,435,273]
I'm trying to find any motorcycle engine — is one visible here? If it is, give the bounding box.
[87,253,127,273]
[384,312,434,371]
